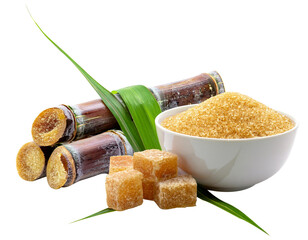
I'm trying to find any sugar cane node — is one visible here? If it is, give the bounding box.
[16,142,48,181]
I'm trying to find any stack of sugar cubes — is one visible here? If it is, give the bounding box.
[105,149,197,211]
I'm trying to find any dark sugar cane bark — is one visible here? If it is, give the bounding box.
[32,71,225,146]
[150,71,225,111]
[46,131,133,189]
[68,99,119,140]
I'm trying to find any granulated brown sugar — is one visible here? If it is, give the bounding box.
[161,92,294,139]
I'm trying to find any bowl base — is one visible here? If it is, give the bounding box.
[200,184,255,192]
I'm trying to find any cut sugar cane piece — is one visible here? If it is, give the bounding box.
[46,146,75,189]
[16,142,53,181]
[31,72,225,146]
[151,71,225,111]
[46,131,133,189]
[32,105,76,146]
[32,100,119,147]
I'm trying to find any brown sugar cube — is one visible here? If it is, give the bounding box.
[109,155,133,174]
[133,149,177,180]
[142,177,156,200]
[154,175,197,209]
[142,167,188,200]
[106,169,143,211]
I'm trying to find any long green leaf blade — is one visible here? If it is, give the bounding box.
[117,85,162,150]
[27,8,144,152]
[197,185,268,235]
[71,208,115,223]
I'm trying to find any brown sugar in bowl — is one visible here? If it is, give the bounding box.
[155,93,298,191]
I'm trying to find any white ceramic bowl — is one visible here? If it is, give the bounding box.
[155,104,298,191]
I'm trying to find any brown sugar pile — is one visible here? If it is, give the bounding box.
[161,92,294,139]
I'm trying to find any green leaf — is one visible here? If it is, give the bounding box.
[27,8,144,152]
[197,185,268,235]
[117,85,162,150]
[71,208,115,223]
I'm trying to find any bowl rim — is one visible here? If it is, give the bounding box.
[155,104,298,142]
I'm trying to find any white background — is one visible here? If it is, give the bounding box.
[1,0,307,239]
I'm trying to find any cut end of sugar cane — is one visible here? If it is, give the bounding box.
[46,146,76,189]
[32,108,67,146]
[16,142,46,181]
